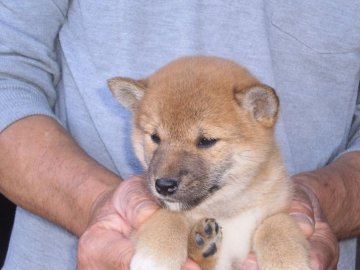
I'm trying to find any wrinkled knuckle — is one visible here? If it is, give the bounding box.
[77,232,99,263]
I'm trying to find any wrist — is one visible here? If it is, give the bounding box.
[74,172,120,237]
[86,185,118,228]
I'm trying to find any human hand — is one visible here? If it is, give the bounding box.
[289,179,339,270]
[76,175,201,270]
[239,176,339,270]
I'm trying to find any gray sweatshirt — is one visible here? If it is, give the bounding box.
[1,0,359,269]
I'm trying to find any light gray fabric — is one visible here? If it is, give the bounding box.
[1,0,359,269]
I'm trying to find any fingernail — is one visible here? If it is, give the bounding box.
[289,212,314,237]
[133,200,159,227]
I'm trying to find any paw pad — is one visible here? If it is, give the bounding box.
[191,218,222,258]
[203,243,217,258]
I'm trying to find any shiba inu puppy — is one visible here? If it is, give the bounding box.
[108,56,310,270]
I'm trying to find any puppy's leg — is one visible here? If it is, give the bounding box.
[131,209,189,270]
[253,213,310,270]
[188,218,222,270]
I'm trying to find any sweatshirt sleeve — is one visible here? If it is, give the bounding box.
[345,84,360,153]
[0,0,70,131]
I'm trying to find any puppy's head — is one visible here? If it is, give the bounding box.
[108,56,279,211]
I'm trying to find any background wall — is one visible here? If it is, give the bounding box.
[0,194,15,267]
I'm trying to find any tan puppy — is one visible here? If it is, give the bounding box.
[108,56,310,270]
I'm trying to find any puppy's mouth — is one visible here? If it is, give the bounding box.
[156,184,220,212]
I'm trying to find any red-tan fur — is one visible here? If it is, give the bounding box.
[108,56,310,270]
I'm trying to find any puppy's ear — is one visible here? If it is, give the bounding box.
[234,84,279,128]
[107,77,147,111]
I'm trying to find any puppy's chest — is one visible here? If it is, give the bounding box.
[214,208,264,270]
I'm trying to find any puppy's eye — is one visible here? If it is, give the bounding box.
[151,133,161,144]
[197,137,218,148]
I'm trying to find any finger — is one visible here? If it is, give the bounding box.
[95,213,132,235]
[289,212,314,238]
[289,184,316,238]
[308,222,339,270]
[292,180,339,269]
[181,259,202,270]
[77,222,135,270]
[238,252,258,270]
[113,176,160,229]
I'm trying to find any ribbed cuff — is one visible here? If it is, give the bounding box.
[0,85,58,132]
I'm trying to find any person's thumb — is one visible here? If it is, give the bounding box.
[113,176,159,229]
[289,212,314,238]
[289,183,316,238]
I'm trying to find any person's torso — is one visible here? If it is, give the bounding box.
[4,1,360,269]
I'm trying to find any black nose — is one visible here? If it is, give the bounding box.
[155,178,178,196]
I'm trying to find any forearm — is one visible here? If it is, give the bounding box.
[0,115,120,236]
[293,151,360,239]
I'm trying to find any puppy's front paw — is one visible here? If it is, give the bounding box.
[188,218,222,269]
[253,213,311,270]
[131,210,189,270]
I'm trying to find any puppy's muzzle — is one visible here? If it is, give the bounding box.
[155,178,178,196]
